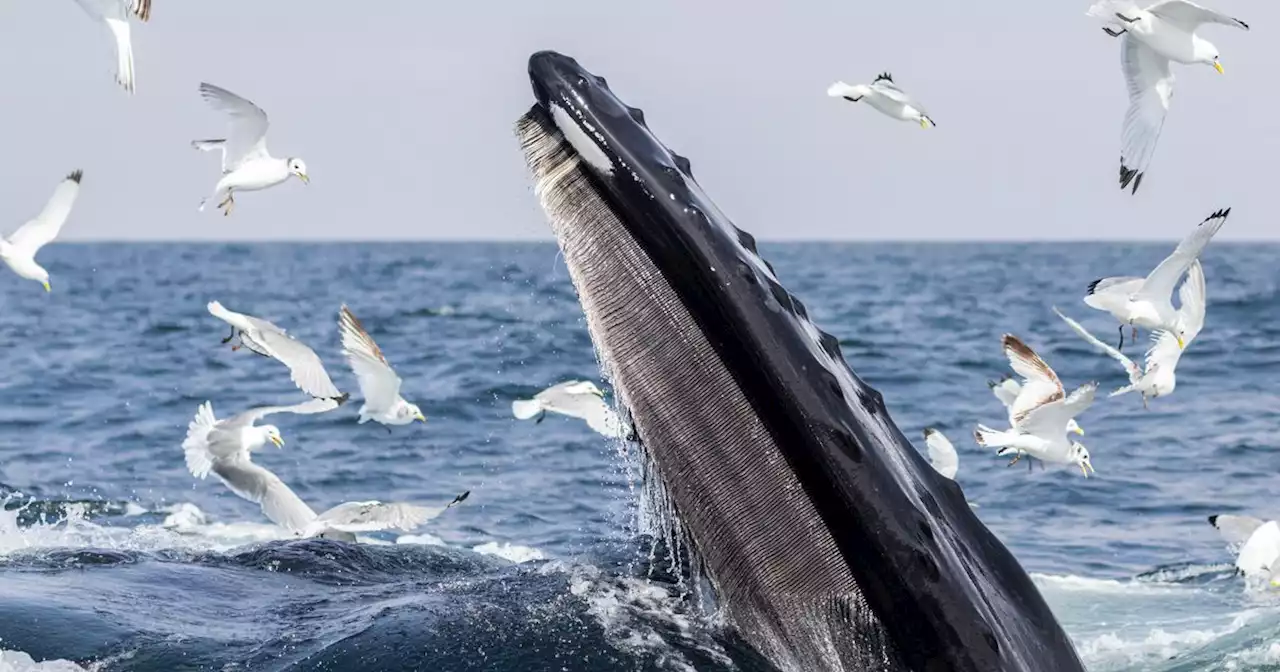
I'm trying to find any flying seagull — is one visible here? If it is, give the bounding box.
[71,0,151,93]
[512,380,634,440]
[193,82,309,216]
[1058,261,1205,408]
[207,301,346,402]
[1208,514,1280,585]
[1087,0,1249,193]
[184,399,463,539]
[826,73,936,128]
[974,335,1097,476]
[338,305,425,429]
[1083,207,1227,349]
[1,171,82,293]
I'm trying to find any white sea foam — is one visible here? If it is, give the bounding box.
[0,648,88,672]
[471,541,546,564]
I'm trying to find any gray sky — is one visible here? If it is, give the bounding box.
[1,1,1274,240]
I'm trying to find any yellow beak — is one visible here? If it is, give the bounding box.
[1073,426,1085,436]
[415,412,426,423]
[919,118,929,129]
[1214,60,1224,74]
[41,281,50,292]
[1080,461,1095,477]
[1177,334,1186,349]
[270,435,285,448]
[298,173,310,185]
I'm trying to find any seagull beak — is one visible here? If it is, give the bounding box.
[270,435,285,448]
[41,281,50,292]
[415,411,427,423]
[919,118,929,129]
[1214,60,1225,74]
[1081,460,1095,477]
[1177,334,1186,350]
[299,173,310,185]
[1074,425,1085,436]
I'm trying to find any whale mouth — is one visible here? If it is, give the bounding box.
[515,51,1083,672]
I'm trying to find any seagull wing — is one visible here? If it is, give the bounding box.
[210,454,316,533]
[1002,335,1064,426]
[923,428,959,480]
[198,82,271,172]
[1235,521,1280,577]
[990,377,1021,409]
[1118,35,1174,194]
[1139,209,1229,302]
[1020,383,1097,438]
[1176,259,1207,343]
[314,501,439,533]
[7,171,82,254]
[1053,307,1140,381]
[222,397,344,428]
[1210,514,1266,547]
[339,305,403,412]
[1148,0,1249,31]
[251,327,345,400]
[1083,276,1145,314]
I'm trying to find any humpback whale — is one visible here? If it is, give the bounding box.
[515,50,1085,672]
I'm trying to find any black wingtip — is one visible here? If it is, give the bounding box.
[1236,17,1249,30]
[986,373,1012,389]
[872,72,893,84]
[1208,514,1219,527]
[66,170,83,184]
[923,428,937,438]
[333,392,351,406]
[1204,207,1231,223]
[1086,278,1103,296]
[452,490,471,506]
[1119,161,1143,194]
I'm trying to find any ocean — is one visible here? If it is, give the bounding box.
[0,241,1277,672]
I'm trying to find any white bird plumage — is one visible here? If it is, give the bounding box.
[512,380,633,440]
[193,82,309,216]
[1083,208,1226,349]
[1087,0,1249,193]
[1,171,83,293]
[988,375,1084,436]
[183,400,463,537]
[974,335,1097,476]
[922,428,959,480]
[71,0,151,94]
[826,73,936,128]
[1058,260,1205,407]
[338,305,425,428]
[1209,515,1280,586]
[207,301,346,402]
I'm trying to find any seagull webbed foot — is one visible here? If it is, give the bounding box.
[220,327,236,345]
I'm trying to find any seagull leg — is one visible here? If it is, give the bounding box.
[1116,325,1125,351]
[1102,27,1126,37]
[1143,394,1149,410]
[842,96,862,102]
[1006,452,1023,468]
[384,425,392,435]
[1115,13,1140,23]
[219,192,236,217]
[220,327,236,345]
[1131,325,1138,343]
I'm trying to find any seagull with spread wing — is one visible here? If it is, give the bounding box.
[192,82,309,216]
[207,301,346,402]
[71,0,151,94]
[1058,260,1205,408]
[1086,1,1249,194]
[338,305,425,430]
[1208,514,1280,586]
[183,398,463,539]
[512,380,634,440]
[974,335,1097,476]
[1,171,82,293]
[1083,208,1227,349]
[826,73,936,128]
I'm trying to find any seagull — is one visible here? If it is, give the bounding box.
[922,428,958,480]
[973,335,1097,476]
[512,380,634,440]
[1083,208,1227,349]
[207,301,346,402]
[338,305,425,430]
[192,82,309,216]
[826,73,936,128]
[0,171,82,293]
[1208,514,1280,584]
[988,374,1084,436]
[71,0,151,94]
[1057,261,1205,408]
[183,399,465,538]
[1086,1,1249,194]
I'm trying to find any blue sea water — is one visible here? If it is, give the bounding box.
[0,241,1278,671]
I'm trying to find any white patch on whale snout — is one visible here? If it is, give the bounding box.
[550,103,615,175]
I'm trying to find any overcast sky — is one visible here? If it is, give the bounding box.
[1,1,1273,241]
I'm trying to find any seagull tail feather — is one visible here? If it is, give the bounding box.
[181,402,218,479]
[973,424,1017,449]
